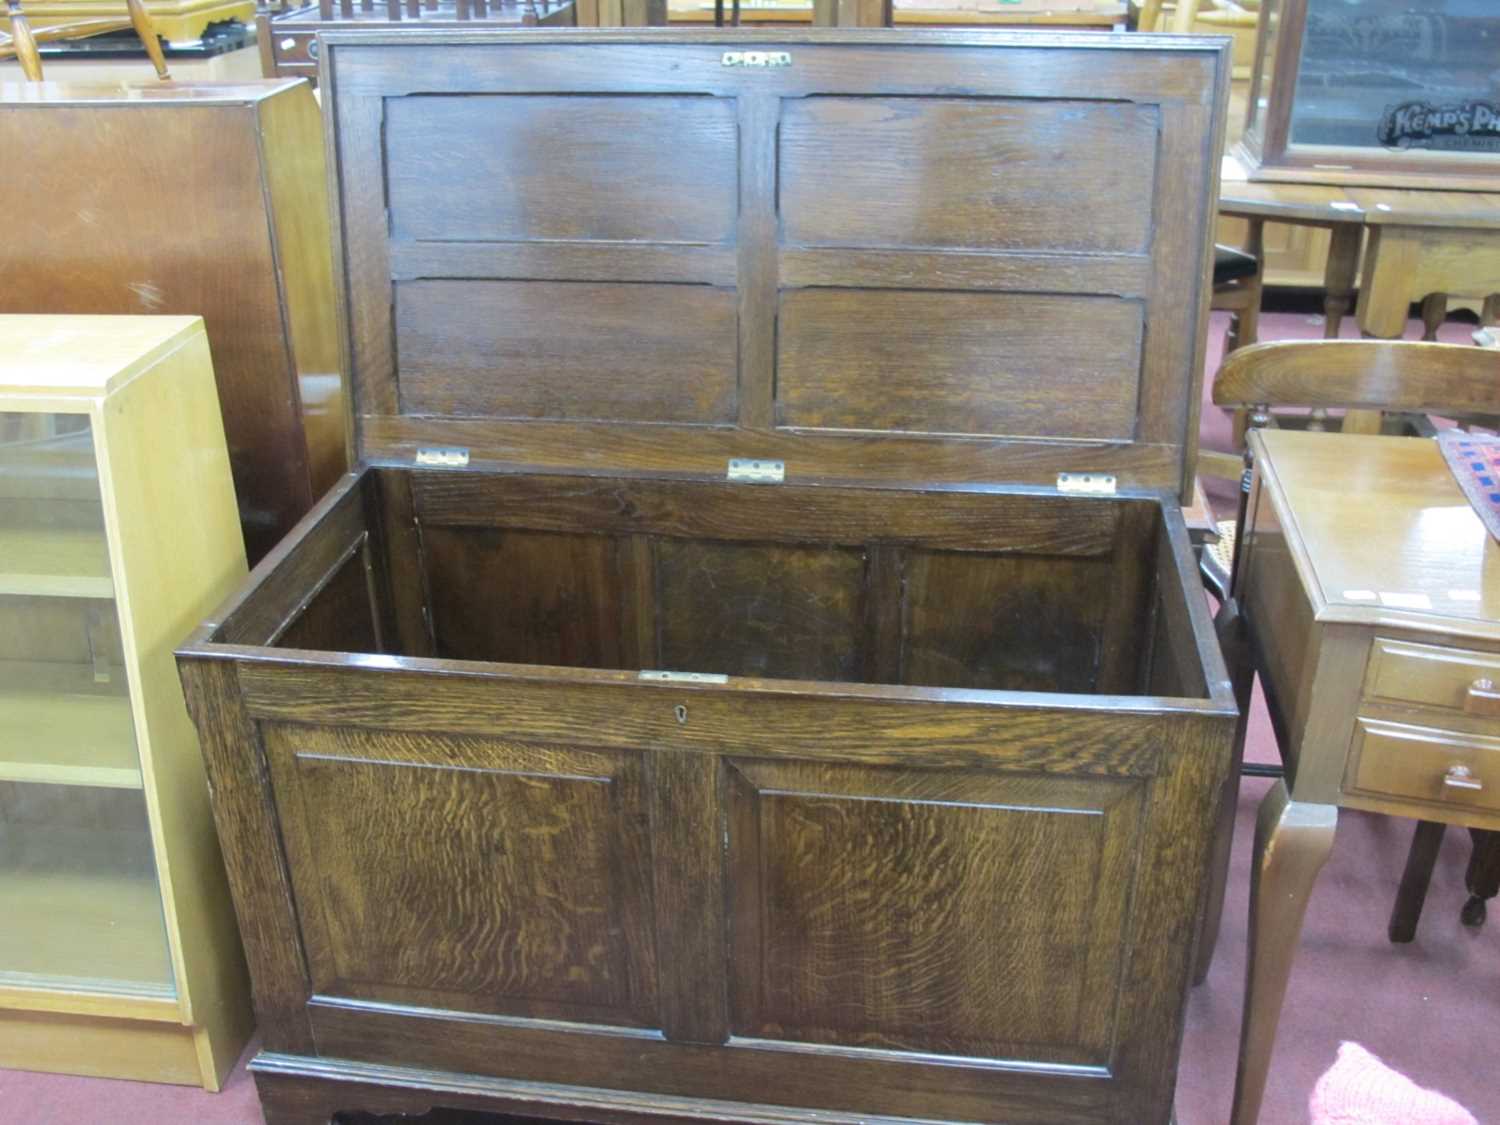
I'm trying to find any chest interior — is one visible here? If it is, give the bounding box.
[227,467,1205,700]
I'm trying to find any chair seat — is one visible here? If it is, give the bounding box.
[1214,244,1259,286]
[1198,516,1236,603]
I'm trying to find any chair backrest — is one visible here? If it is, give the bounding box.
[1,0,168,80]
[1213,339,1500,419]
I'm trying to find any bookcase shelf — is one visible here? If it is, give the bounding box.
[0,662,140,789]
[0,523,114,598]
[0,821,173,992]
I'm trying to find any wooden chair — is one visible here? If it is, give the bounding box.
[1137,0,1256,34]
[1194,338,1500,982]
[1,0,168,80]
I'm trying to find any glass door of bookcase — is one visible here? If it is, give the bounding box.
[0,411,174,999]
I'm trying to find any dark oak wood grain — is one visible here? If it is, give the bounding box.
[779,96,1158,253]
[422,527,633,668]
[655,539,865,681]
[900,549,1112,693]
[322,30,1224,502]
[177,30,1236,1125]
[266,724,657,1026]
[647,752,729,1044]
[386,94,736,244]
[727,760,1143,1063]
[408,470,1124,555]
[394,281,738,425]
[776,289,1145,440]
[177,659,315,1055]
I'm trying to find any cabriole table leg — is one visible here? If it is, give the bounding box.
[1230,780,1337,1125]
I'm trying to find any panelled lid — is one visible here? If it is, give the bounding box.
[321,29,1229,497]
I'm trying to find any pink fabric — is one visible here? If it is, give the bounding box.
[1309,1043,1477,1125]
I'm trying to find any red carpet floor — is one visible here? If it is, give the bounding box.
[0,310,1494,1124]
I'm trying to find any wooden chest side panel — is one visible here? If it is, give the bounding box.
[263,724,658,1028]
[422,528,638,670]
[776,290,1144,440]
[385,94,738,244]
[655,540,865,681]
[410,521,1133,692]
[779,96,1158,254]
[727,760,1144,1065]
[394,280,738,425]
[901,549,1111,692]
[275,548,379,655]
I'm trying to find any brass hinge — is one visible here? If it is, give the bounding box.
[727,458,784,484]
[415,447,470,468]
[722,50,791,68]
[1057,472,1117,495]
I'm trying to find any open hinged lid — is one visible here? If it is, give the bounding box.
[321,29,1230,498]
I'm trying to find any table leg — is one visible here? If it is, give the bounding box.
[1230,780,1337,1125]
[1420,293,1447,341]
[1356,227,1419,340]
[1388,819,1445,943]
[1225,218,1265,355]
[1323,223,1361,340]
[1462,828,1500,928]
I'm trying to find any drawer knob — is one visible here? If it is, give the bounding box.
[1466,678,1500,717]
[1444,765,1484,792]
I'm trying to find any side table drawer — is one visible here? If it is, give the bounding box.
[1347,718,1500,814]
[1363,638,1500,716]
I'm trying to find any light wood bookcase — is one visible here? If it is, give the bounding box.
[0,315,252,1088]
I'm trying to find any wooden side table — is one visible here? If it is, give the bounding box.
[1218,161,1500,343]
[1216,174,1365,338]
[1350,189,1500,341]
[1230,430,1500,1125]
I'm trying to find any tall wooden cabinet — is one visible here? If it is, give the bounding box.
[0,79,345,565]
[0,315,252,1088]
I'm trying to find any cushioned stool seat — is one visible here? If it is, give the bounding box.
[1214,244,1260,285]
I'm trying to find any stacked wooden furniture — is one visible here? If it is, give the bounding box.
[0,78,343,565]
[0,0,253,44]
[178,30,1236,1124]
[811,0,1125,28]
[260,0,577,81]
[0,0,169,80]
[0,315,251,1088]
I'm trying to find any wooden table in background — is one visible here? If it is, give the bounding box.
[1218,160,1500,340]
[1230,431,1500,1125]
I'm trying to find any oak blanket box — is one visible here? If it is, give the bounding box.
[178,29,1237,1125]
